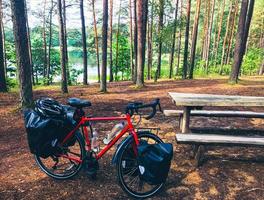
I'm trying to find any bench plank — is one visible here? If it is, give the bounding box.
[164,109,264,118]
[176,133,264,146]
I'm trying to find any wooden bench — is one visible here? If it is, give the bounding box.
[164,109,264,118]
[176,133,264,166]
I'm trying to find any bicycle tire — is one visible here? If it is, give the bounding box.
[34,131,85,180]
[116,132,164,198]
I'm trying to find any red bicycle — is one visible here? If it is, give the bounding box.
[34,98,164,198]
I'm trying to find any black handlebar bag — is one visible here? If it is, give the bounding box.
[137,143,173,185]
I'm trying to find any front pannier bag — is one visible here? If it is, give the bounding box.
[137,143,173,185]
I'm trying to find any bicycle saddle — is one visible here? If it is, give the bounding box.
[67,98,91,108]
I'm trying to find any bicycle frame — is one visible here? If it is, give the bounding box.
[60,114,139,163]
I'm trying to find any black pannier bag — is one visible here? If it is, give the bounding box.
[24,98,77,158]
[137,143,173,185]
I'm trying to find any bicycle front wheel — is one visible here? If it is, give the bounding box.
[34,131,85,180]
[116,132,164,199]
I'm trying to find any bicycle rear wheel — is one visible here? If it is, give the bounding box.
[34,131,85,180]
[116,132,164,198]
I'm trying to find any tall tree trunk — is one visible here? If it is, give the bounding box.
[230,0,254,83]
[128,0,134,81]
[47,0,53,85]
[24,0,34,85]
[157,0,164,79]
[80,0,88,85]
[205,0,215,72]
[175,0,182,76]
[169,0,179,79]
[220,1,233,74]
[62,0,70,85]
[92,0,100,83]
[0,0,7,92]
[147,0,153,80]
[11,0,33,107]
[100,0,108,92]
[57,0,68,93]
[115,0,122,81]
[182,0,191,79]
[201,0,209,61]
[226,0,239,64]
[136,0,148,87]
[133,0,138,83]
[213,0,226,65]
[109,0,114,82]
[259,61,264,75]
[189,0,201,79]
[43,0,48,81]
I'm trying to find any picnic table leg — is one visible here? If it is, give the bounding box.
[182,107,191,133]
[194,145,206,167]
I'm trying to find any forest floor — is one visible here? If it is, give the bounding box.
[1,77,264,200]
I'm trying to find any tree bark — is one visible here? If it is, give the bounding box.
[24,0,34,85]
[57,0,68,93]
[92,0,100,83]
[182,0,191,79]
[80,0,88,85]
[136,0,148,87]
[62,0,70,85]
[229,0,250,83]
[100,0,108,92]
[189,0,201,79]
[205,0,215,72]
[147,0,153,80]
[175,0,182,76]
[213,0,226,65]
[220,1,233,74]
[133,0,138,83]
[47,0,53,85]
[0,0,7,92]
[109,0,114,82]
[115,0,122,81]
[43,0,48,80]
[157,0,164,78]
[10,0,33,106]
[169,0,179,79]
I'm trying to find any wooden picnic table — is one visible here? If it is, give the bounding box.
[168,92,264,133]
[168,92,264,166]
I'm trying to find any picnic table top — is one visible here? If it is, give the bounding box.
[168,92,264,107]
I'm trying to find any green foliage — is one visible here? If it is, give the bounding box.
[242,48,264,75]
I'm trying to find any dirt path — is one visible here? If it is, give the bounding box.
[0,78,264,199]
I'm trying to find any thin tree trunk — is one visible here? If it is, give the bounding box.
[220,1,233,74]
[226,0,239,64]
[176,0,182,76]
[80,0,88,85]
[201,0,209,61]
[147,0,153,80]
[136,0,148,87]
[189,0,201,79]
[205,0,215,72]
[57,0,68,93]
[100,0,108,92]
[109,0,114,82]
[24,0,34,85]
[259,60,264,75]
[182,0,191,79]
[11,0,33,106]
[169,0,179,79]
[133,0,138,83]
[43,0,48,81]
[230,0,251,83]
[62,0,70,85]
[128,0,134,81]
[213,0,226,65]
[0,0,7,92]
[92,0,100,83]
[47,0,53,85]
[157,0,164,79]
[115,0,122,81]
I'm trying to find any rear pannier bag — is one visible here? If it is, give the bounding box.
[137,143,173,185]
[24,109,75,158]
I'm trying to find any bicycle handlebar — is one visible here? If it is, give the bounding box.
[125,98,162,120]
